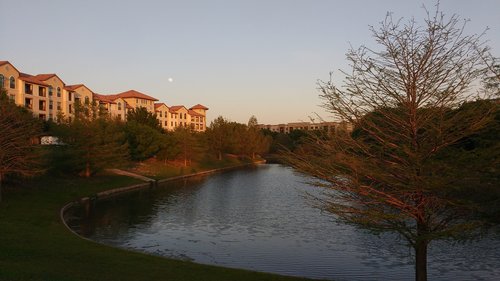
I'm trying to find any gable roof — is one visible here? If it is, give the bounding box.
[93,93,116,104]
[18,73,49,86]
[64,84,84,91]
[190,104,209,110]
[188,109,203,117]
[154,103,169,109]
[0,61,21,74]
[115,90,158,101]
[169,105,188,112]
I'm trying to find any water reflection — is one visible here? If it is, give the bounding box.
[71,165,500,281]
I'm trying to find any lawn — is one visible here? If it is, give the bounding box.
[0,162,313,281]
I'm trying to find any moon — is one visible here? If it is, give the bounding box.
[168,77,173,82]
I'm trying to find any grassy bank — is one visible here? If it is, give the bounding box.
[0,160,312,281]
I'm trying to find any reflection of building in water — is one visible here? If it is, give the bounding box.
[258,121,352,134]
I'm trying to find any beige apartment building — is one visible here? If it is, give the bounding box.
[0,60,208,131]
[155,103,170,130]
[112,90,158,113]
[259,121,352,134]
[93,93,129,121]
[189,104,208,131]
[155,103,208,132]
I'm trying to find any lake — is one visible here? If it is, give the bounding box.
[70,164,500,280]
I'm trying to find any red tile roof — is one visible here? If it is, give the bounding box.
[190,104,209,110]
[64,84,84,91]
[93,93,117,104]
[34,74,55,81]
[0,61,21,75]
[154,103,168,109]
[115,90,158,101]
[169,105,187,112]
[18,73,49,86]
[188,109,203,117]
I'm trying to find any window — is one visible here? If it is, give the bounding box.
[57,87,61,97]
[118,102,121,110]
[0,74,4,88]
[69,104,72,114]
[136,98,138,104]
[25,98,32,109]
[159,111,162,117]
[84,96,89,104]
[171,113,174,118]
[57,102,61,111]
[184,113,187,119]
[118,114,122,119]
[25,83,33,94]
[39,86,46,97]
[171,121,173,126]
[164,121,167,126]
[68,91,72,101]
[49,100,53,110]
[39,100,46,111]
[9,76,15,89]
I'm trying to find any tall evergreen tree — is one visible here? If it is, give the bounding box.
[53,102,128,177]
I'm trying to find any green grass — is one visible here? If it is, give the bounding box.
[129,156,255,180]
[0,168,313,281]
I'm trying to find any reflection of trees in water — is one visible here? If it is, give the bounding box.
[76,176,209,238]
[69,166,500,280]
[348,226,500,278]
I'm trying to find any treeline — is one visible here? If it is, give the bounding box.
[0,90,272,199]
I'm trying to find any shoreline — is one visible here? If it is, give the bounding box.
[60,160,267,248]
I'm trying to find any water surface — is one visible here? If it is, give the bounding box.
[73,164,500,281]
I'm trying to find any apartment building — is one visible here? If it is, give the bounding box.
[93,93,128,121]
[259,121,352,134]
[0,60,209,131]
[189,104,208,132]
[155,103,170,130]
[34,74,69,121]
[112,90,158,113]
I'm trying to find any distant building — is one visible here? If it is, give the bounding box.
[258,121,352,134]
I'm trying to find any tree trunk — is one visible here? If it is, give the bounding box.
[0,173,3,203]
[415,224,428,281]
[85,162,91,178]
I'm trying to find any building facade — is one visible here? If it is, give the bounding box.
[0,60,208,131]
[259,121,352,134]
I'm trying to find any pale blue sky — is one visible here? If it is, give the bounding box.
[1,0,499,124]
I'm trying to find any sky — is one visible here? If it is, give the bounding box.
[1,0,499,124]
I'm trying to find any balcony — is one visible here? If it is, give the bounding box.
[39,87,47,97]
[39,102,46,111]
[25,98,33,109]
[24,84,33,95]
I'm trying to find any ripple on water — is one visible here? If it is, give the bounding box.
[80,165,500,281]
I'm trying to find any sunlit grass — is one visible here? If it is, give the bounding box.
[0,168,312,281]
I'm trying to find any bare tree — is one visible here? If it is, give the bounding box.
[285,5,497,281]
[0,89,43,202]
